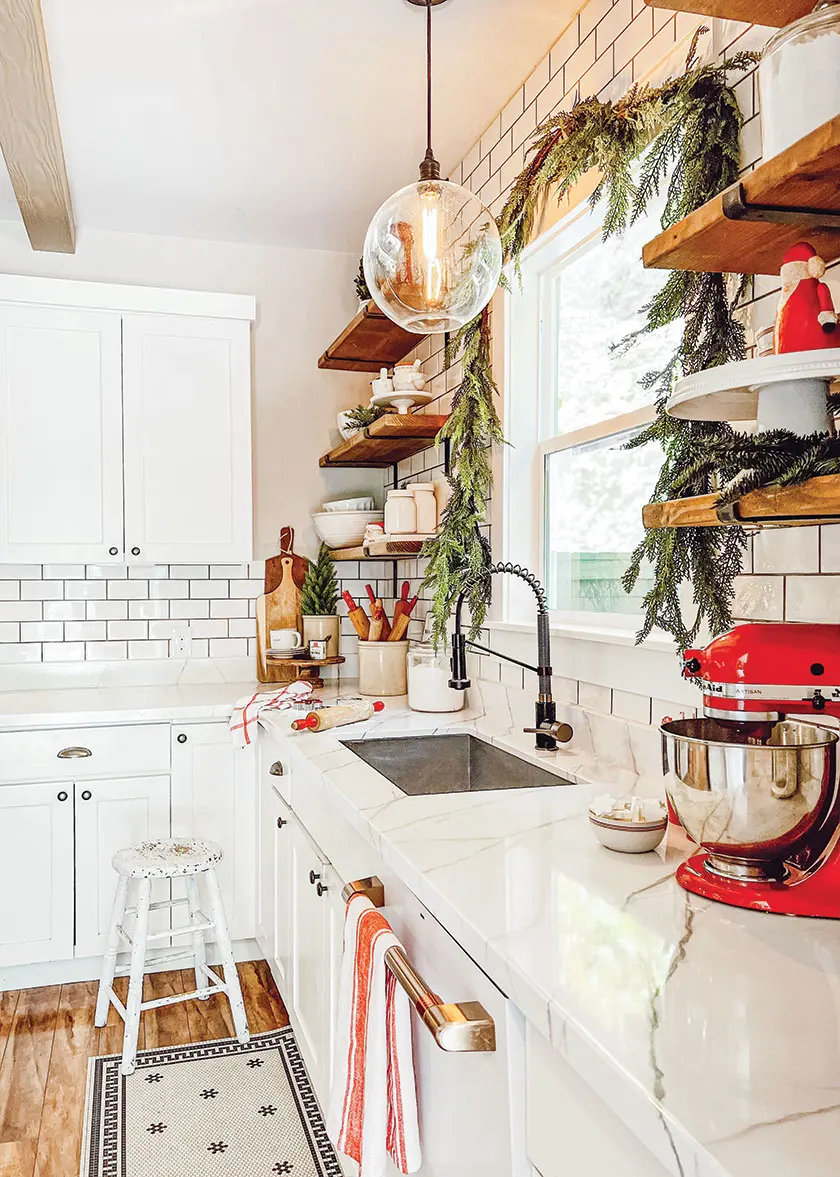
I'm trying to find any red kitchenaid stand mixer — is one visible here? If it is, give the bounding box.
[661,622,840,917]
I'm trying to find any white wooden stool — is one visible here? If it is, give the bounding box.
[94,837,250,1075]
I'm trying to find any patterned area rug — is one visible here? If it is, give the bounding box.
[80,1028,343,1177]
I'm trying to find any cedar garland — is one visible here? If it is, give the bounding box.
[422,30,760,649]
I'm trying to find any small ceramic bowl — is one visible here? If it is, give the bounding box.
[589,813,668,853]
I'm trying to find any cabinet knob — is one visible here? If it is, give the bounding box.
[109,546,119,556]
[309,869,321,885]
[276,816,287,829]
[131,546,141,556]
[57,790,68,802]
[269,761,284,776]
[177,733,187,744]
[80,789,92,801]
[57,746,92,759]
[316,881,328,898]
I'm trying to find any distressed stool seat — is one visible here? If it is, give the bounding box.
[95,837,250,1075]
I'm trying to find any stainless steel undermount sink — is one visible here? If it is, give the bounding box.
[341,733,574,796]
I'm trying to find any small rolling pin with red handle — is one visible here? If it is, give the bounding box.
[342,590,370,640]
[389,593,418,641]
[292,699,385,732]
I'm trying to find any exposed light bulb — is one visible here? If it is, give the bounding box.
[420,183,444,306]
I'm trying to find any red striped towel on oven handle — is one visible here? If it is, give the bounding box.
[328,893,421,1176]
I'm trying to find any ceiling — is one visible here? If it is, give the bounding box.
[0,0,578,254]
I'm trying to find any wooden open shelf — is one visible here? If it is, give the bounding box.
[320,414,447,469]
[643,116,840,276]
[643,474,840,530]
[319,301,427,372]
[331,540,427,562]
[643,0,810,24]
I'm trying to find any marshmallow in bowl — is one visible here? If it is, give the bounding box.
[589,795,667,823]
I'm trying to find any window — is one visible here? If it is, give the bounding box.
[504,193,680,630]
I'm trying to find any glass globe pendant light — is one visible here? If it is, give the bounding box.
[362,0,503,334]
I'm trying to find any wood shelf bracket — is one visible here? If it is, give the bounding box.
[722,183,840,231]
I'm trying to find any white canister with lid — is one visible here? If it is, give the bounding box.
[759,2,840,157]
[411,482,438,533]
[384,489,417,535]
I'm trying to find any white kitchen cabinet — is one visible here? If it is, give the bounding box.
[272,790,294,1000]
[122,314,252,563]
[0,781,74,967]
[0,304,124,563]
[74,775,171,957]
[171,722,256,943]
[288,815,333,1095]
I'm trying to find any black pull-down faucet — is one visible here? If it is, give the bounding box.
[448,563,573,752]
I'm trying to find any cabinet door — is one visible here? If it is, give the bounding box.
[288,818,331,1093]
[258,736,290,959]
[0,305,123,563]
[0,782,74,967]
[74,775,171,957]
[122,313,252,563]
[171,723,256,942]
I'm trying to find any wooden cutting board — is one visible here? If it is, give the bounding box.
[264,526,309,594]
[257,553,304,684]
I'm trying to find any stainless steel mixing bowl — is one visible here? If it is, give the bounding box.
[660,718,839,880]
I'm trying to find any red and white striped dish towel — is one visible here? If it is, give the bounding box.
[328,893,421,1177]
[229,681,314,748]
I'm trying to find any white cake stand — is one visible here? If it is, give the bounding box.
[371,390,434,415]
[666,350,840,434]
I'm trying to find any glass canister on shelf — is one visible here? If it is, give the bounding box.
[407,643,466,713]
[411,482,438,534]
[384,489,417,535]
[759,2,840,157]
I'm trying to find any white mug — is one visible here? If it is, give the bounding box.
[270,628,301,652]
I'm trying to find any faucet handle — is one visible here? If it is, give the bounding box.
[523,721,573,744]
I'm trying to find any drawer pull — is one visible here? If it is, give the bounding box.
[276,816,287,829]
[57,746,92,759]
[269,761,284,777]
[309,869,321,885]
[341,876,496,1054]
[80,789,92,801]
[177,733,187,744]
[57,790,68,802]
[316,881,328,897]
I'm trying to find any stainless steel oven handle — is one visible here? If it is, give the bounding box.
[341,876,496,1053]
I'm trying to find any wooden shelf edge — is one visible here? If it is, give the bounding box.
[319,301,428,372]
[331,540,428,562]
[643,0,810,25]
[643,474,840,529]
[319,414,448,469]
[643,115,840,275]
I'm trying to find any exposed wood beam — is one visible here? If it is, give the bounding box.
[0,0,75,252]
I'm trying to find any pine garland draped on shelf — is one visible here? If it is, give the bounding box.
[422,30,761,650]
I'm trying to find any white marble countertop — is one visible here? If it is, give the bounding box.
[262,685,840,1177]
[0,679,259,729]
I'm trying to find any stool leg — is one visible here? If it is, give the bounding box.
[205,867,249,1043]
[121,876,151,1076]
[95,872,129,1028]
[186,875,208,999]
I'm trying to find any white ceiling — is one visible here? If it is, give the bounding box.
[0,0,578,254]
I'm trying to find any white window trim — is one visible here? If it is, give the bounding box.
[497,191,671,645]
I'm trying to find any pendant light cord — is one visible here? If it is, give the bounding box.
[418,0,440,180]
[426,0,433,159]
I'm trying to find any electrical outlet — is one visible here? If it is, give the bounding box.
[171,622,192,658]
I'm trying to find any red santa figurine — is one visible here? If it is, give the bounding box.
[774,241,839,354]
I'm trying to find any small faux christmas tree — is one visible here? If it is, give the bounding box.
[300,543,339,616]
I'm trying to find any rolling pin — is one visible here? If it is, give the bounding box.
[369,599,386,642]
[291,699,385,731]
[389,611,411,641]
[342,590,370,640]
[365,585,391,639]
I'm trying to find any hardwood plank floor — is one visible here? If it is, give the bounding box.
[0,960,288,1177]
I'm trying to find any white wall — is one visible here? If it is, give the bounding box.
[0,219,374,561]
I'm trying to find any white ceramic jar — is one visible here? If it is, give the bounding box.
[358,640,409,696]
[407,644,465,713]
[411,483,437,534]
[759,2,840,157]
[384,489,417,535]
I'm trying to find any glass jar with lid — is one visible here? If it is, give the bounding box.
[759,1,840,156]
[407,643,465,713]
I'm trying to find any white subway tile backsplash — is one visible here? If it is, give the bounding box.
[0,623,18,642]
[65,621,107,642]
[43,564,86,579]
[107,581,149,600]
[107,620,148,640]
[169,600,211,620]
[149,580,189,600]
[129,599,169,620]
[732,575,784,621]
[211,599,249,619]
[21,580,63,600]
[579,681,612,714]
[85,564,128,580]
[66,581,106,600]
[0,582,19,600]
[43,641,86,663]
[0,564,40,579]
[188,619,228,640]
[21,621,63,643]
[87,600,128,621]
[612,689,652,725]
[129,639,169,660]
[190,580,230,599]
[786,576,840,623]
[229,579,262,599]
[210,564,249,578]
[129,564,168,579]
[210,638,248,658]
[170,565,209,579]
[44,601,85,622]
[228,618,257,639]
[0,601,41,622]
[0,643,43,663]
[753,527,819,575]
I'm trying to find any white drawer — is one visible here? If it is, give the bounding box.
[0,724,171,783]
